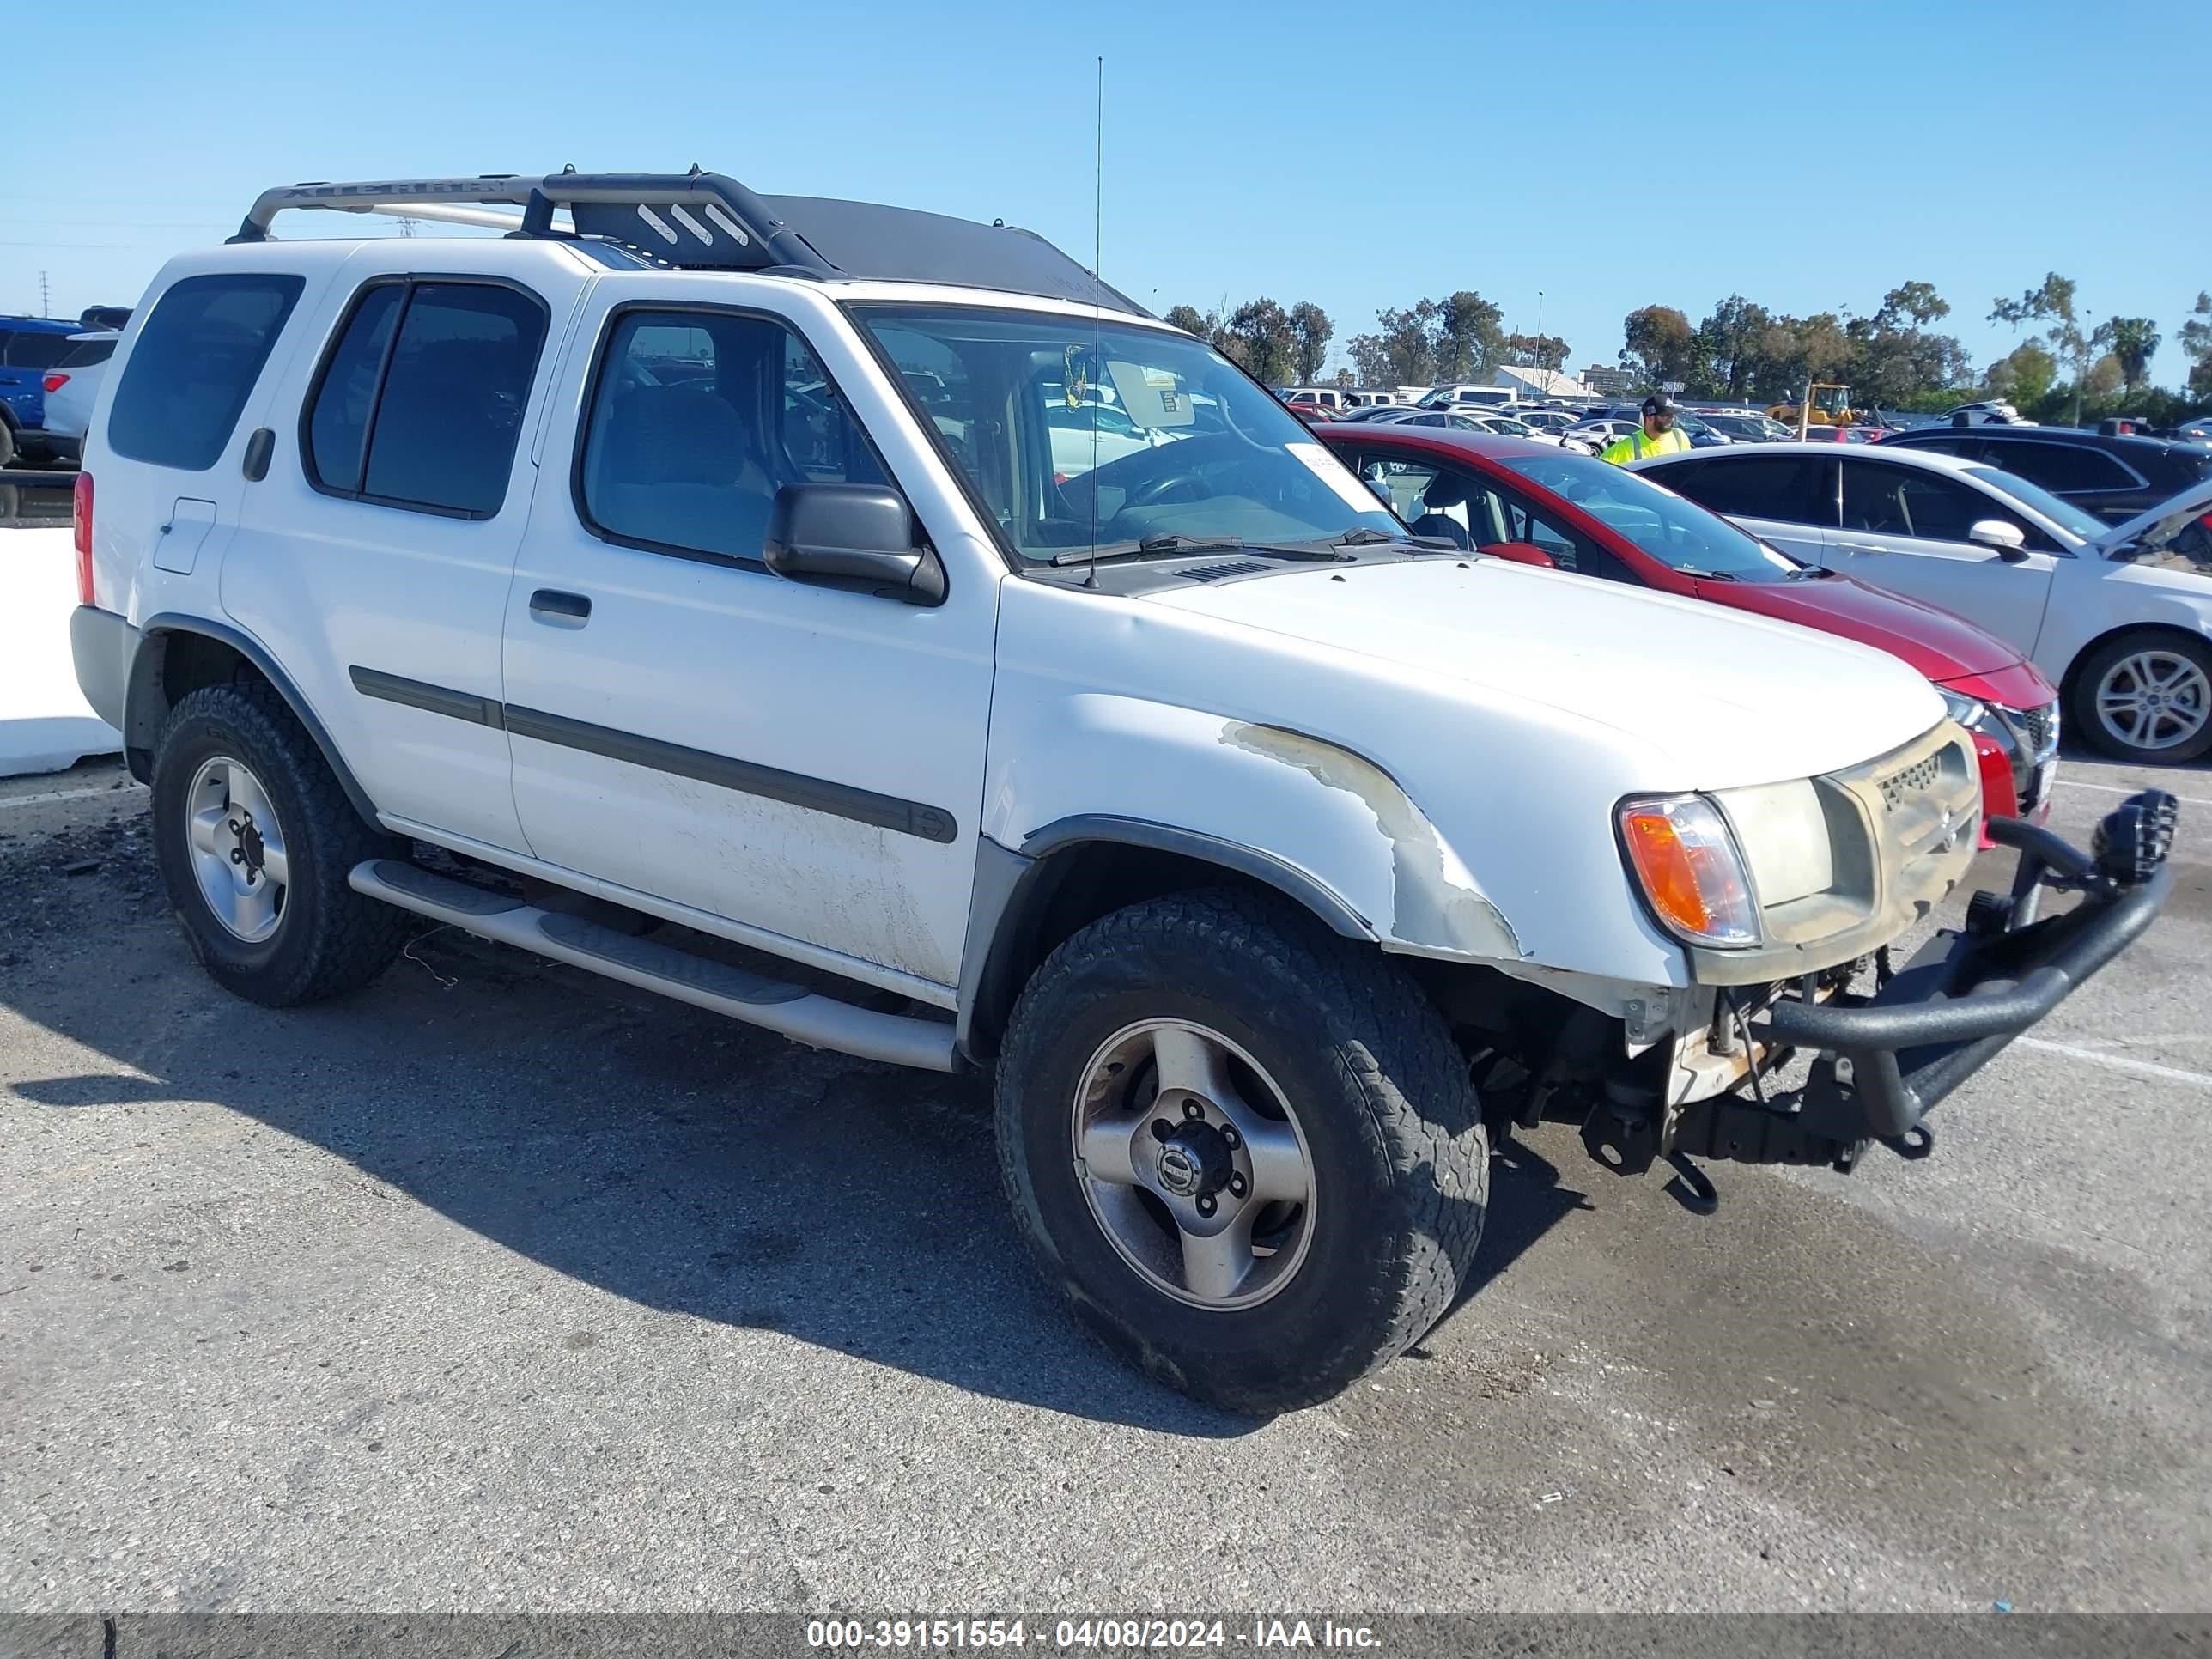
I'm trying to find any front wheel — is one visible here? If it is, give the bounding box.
[994,890,1487,1415]
[2070,630,2212,763]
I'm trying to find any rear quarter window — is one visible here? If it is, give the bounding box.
[53,337,117,369]
[106,274,305,471]
[3,331,78,370]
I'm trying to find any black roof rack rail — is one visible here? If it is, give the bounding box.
[231,168,833,275]
[228,167,1152,316]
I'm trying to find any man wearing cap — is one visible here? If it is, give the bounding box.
[1599,394,1692,463]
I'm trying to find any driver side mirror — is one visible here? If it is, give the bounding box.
[1968,519,2031,562]
[765,483,946,605]
[1478,541,1558,569]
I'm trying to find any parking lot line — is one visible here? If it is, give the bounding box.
[2015,1036,2212,1090]
[2057,777,2212,809]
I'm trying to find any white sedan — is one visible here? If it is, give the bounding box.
[1632,442,2212,763]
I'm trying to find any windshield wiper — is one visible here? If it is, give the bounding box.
[1675,568,1740,582]
[1335,526,1463,552]
[1048,533,1245,567]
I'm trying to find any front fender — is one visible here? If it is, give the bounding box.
[982,691,1522,963]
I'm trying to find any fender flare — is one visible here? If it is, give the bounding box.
[953,814,1376,1062]
[128,612,382,828]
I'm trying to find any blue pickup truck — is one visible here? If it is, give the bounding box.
[0,314,97,465]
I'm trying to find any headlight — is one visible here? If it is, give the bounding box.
[1617,795,1760,947]
[1938,687,1987,731]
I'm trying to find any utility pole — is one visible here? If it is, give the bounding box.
[40,270,51,316]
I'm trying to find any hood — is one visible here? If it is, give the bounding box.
[1141,556,1943,783]
[2091,476,2212,558]
[1696,573,2023,678]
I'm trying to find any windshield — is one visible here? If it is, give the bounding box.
[851,305,1400,562]
[1962,465,2107,541]
[1493,448,1799,580]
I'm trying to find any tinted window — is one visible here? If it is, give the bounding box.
[1984,440,2136,493]
[3,331,77,369]
[1662,453,1821,522]
[106,275,303,471]
[305,283,404,494]
[580,307,887,564]
[1896,434,1983,461]
[1843,462,2013,543]
[52,337,117,369]
[362,284,546,515]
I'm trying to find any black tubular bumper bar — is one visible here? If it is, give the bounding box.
[1749,793,2177,1148]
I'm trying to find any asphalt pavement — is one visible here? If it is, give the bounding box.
[2,753,2209,1613]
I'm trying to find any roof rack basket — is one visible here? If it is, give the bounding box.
[228,167,1150,315]
[230,167,835,274]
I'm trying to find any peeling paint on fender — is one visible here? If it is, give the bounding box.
[1221,722,1523,961]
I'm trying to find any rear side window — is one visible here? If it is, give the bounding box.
[1985,441,2137,493]
[303,279,548,518]
[107,275,304,471]
[3,331,77,369]
[1662,454,1821,523]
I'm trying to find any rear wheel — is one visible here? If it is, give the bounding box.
[2070,630,2212,763]
[153,682,409,1006]
[995,890,1487,1415]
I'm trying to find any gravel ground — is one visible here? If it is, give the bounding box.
[2,754,2209,1614]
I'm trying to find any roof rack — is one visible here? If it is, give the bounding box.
[228,168,1150,315]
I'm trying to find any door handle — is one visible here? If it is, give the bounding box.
[1833,539,1889,554]
[528,589,592,623]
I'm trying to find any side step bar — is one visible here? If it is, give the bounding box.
[349,860,959,1073]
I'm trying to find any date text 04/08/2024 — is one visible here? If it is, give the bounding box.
[804,1620,1384,1650]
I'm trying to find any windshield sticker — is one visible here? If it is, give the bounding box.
[1105,359,1193,428]
[1288,441,1390,517]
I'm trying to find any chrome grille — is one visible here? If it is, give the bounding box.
[1878,755,1940,811]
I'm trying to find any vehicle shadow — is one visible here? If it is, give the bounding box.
[3,838,1581,1433]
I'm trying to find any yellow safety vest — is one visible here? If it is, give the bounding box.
[1599,425,1692,465]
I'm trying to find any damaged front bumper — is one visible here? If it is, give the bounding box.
[1668,792,2177,1174]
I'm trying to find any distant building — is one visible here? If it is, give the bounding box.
[1581,363,1632,397]
[1492,365,1595,402]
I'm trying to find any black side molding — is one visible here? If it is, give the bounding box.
[342,665,960,845]
[349,665,503,728]
[503,704,958,843]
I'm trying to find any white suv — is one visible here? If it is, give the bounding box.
[67,171,2174,1413]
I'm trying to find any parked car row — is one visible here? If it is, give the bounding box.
[1324,424,2063,833]
[1632,443,2212,763]
[0,313,129,467]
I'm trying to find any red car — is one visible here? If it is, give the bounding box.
[1319,427,2059,836]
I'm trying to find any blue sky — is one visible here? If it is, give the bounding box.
[9,2,2208,386]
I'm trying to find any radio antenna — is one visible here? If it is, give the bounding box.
[1084,53,1104,589]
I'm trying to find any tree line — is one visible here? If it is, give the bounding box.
[1164,293,1565,388]
[1623,275,2212,423]
[1165,276,2212,423]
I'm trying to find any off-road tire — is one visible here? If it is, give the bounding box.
[152,681,409,1006]
[2069,629,2212,764]
[995,888,1487,1415]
